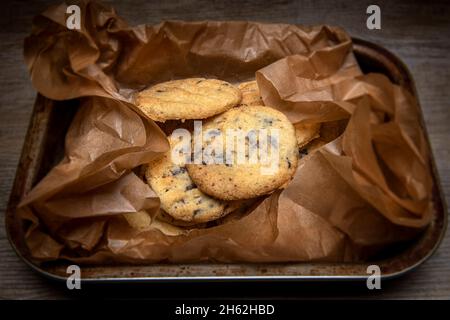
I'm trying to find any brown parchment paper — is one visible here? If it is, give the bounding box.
[18,0,434,264]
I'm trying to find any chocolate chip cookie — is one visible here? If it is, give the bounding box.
[186,106,298,200]
[145,136,227,223]
[294,122,321,148]
[136,78,242,122]
[238,80,263,106]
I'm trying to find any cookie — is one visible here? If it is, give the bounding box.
[157,199,255,228]
[153,219,186,236]
[157,210,209,228]
[122,210,185,235]
[299,119,348,157]
[186,106,299,200]
[136,78,242,122]
[238,80,263,106]
[123,210,152,231]
[145,136,227,223]
[294,122,321,148]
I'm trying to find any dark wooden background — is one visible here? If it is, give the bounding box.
[0,0,449,299]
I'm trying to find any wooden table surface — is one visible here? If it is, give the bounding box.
[0,0,449,299]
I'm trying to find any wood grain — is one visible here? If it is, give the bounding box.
[0,0,449,299]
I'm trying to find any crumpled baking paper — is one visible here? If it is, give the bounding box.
[17,0,433,263]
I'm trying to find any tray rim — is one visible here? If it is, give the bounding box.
[5,37,448,283]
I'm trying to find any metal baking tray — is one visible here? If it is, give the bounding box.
[5,38,447,282]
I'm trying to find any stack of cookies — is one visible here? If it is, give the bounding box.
[125,78,327,229]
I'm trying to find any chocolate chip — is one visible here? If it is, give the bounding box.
[208,129,221,136]
[185,184,196,191]
[269,136,278,148]
[263,118,273,126]
[287,158,291,169]
[171,167,187,175]
[193,209,202,216]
